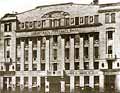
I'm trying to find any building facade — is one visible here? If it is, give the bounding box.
[0,0,120,93]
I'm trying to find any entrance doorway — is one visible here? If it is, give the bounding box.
[104,75,115,93]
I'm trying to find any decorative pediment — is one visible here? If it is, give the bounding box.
[41,11,70,18]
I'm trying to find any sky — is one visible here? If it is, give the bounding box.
[0,0,120,17]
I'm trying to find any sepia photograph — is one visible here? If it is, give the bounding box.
[0,0,120,93]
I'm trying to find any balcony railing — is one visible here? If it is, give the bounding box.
[106,54,116,60]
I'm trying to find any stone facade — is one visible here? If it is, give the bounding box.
[0,1,120,93]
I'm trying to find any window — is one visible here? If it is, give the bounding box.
[90,16,94,23]
[84,47,88,58]
[108,46,112,54]
[84,76,89,85]
[65,48,69,59]
[24,77,28,85]
[64,18,69,26]
[7,51,10,58]
[32,77,37,86]
[75,48,79,59]
[16,77,20,86]
[70,18,74,25]
[94,76,99,84]
[85,16,89,24]
[32,64,37,71]
[16,38,20,45]
[53,49,57,60]
[94,32,99,41]
[29,22,33,28]
[65,36,69,45]
[74,35,79,45]
[42,20,46,28]
[94,62,99,69]
[117,63,120,67]
[53,63,57,71]
[33,50,37,61]
[80,17,83,24]
[24,64,28,71]
[111,13,115,23]
[25,50,28,61]
[108,31,113,40]
[5,39,10,46]
[74,62,79,70]
[41,49,45,60]
[16,64,20,71]
[94,47,99,59]
[102,63,104,67]
[65,63,70,70]
[94,15,99,24]
[38,21,41,27]
[105,13,109,23]
[75,17,79,25]
[53,36,57,43]
[4,23,12,32]
[84,62,89,70]
[41,63,45,71]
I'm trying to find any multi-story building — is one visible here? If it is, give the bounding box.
[0,0,120,92]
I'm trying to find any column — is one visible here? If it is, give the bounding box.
[79,35,84,69]
[20,76,24,91]
[0,76,3,90]
[20,40,24,71]
[50,36,53,71]
[89,34,94,69]
[37,76,41,90]
[28,76,32,90]
[61,36,65,72]
[7,78,9,90]
[45,77,49,93]
[70,35,75,93]
[99,75,104,92]
[89,76,94,88]
[58,36,61,72]
[12,76,16,91]
[45,37,50,71]
[61,80,65,93]
[28,39,33,71]
[115,75,120,92]
[37,38,41,70]
[80,76,84,88]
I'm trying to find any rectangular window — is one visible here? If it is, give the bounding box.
[24,77,28,86]
[84,76,89,85]
[80,17,83,24]
[41,49,45,60]
[90,16,93,23]
[53,63,57,71]
[108,31,113,40]
[24,64,28,71]
[7,51,10,58]
[94,76,99,84]
[53,49,57,60]
[33,50,37,61]
[64,18,69,26]
[25,50,28,61]
[32,77,37,86]
[94,62,99,69]
[65,48,69,59]
[16,77,20,86]
[32,64,37,71]
[75,17,79,25]
[74,62,79,70]
[42,20,46,28]
[84,62,89,70]
[75,35,79,45]
[75,48,79,59]
[108,46,112,54]
[65,63,70,70]
[111,13,115,23]
[41,63,45,71]
[16,64,20,71]
[85,16,89,24]
[53,36,57,43]
[84,47,88,58]
[94,47,99,59]
[4,23,12,32]
[94,32,99,41]
[5,39,10,46]
[105,13,109,23]
[94,15,99,24]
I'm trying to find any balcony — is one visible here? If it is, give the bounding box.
[84,40,89,47]
[101,69,120,75]
[0,71,15,76]
[106,54,116,60]
[5,58,11,63]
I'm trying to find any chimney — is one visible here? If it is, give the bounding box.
[93,0,99,5]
